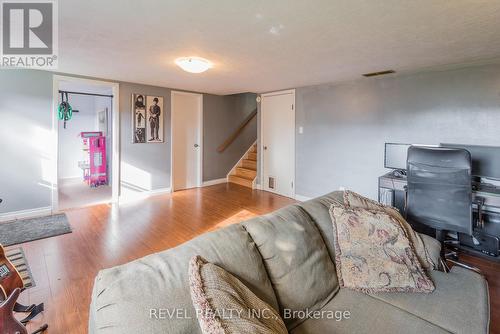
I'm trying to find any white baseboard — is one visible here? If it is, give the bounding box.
[0,206,53,222]
[295,194,312,202]
[202,178,227,187]
[119,187,172,203]
[253,183,262,190]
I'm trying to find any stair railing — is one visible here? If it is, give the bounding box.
[217,108,257,153]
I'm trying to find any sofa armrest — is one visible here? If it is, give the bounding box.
[370,266,490,334]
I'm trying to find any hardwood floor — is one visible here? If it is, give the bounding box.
[10,183,295,333]
[5,184,500,333]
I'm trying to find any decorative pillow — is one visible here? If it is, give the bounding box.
[343,190,437,270]
[329,204,435,293]
[188,255,288,334]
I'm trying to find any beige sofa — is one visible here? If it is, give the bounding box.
[89,191,490,333]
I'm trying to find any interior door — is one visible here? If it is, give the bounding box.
[261,90,295,198]
[171,91,203,191]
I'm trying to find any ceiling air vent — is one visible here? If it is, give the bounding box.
[362,70,395,77]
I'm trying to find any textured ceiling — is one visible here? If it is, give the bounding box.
[58,0,500,95]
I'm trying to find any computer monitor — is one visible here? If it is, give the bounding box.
[384,143,411,170]
[441,143,500,180]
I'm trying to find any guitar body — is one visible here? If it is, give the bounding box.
[0,288,28,334]
[0,244,24,300]
[0,243,47,333]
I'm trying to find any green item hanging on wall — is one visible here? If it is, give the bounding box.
[58,92,73,128]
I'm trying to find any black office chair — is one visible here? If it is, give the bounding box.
[406,146,481,272]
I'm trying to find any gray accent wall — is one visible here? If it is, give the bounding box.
[203,93,257,181]
[295,64,500,200]
[0,70,256,215]
[119,83,171,196]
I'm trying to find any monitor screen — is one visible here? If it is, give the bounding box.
[384,143,411,170]
[441,143,500,180]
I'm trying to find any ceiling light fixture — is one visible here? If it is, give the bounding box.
[175,57,212,73]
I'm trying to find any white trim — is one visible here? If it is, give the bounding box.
[202,178,227,187]
[260,89,296,98]
[119,187,171,203]
[170,91,204,192]
[52,75,120,211]
[254,183,262,190]
[226,140,257,179]
[0,206,53,223]
[259,89,296,199]
[295,194,312,202]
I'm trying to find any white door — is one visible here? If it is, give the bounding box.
[261,90,295,198]
[171,91,203,191]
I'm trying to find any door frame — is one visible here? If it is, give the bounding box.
[259,89,296,198]
[52,75,120,211]
[170,91,203,192]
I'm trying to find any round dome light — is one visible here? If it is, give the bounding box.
[175,57,212,73]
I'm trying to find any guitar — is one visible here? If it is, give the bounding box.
[0,244,48,334]
[0,244,24,301]
[0,243,27,334]
[0,288,27,334]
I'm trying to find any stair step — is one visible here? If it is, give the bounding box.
[241,159,257,170]
[228,175,253,188]
[235,167,256,179]
[247,152,257,161]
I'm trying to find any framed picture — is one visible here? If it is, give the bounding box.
[132,94,146,143]
[145,95,164,143]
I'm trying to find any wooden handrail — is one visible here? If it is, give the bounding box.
[217,108,257,153]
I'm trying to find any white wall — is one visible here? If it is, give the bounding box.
[94,96,112,184]
[0,70,53,214]
[57,94,99,179]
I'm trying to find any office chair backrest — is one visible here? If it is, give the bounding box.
[406,146,472,235]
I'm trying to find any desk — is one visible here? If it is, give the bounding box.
[378,171,500,260]
[379,172,500,211]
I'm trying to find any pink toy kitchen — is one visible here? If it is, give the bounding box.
[78,131,108,187]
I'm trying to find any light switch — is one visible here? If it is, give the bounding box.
[298,126,304,134]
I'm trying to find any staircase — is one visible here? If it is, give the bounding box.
[228,144,257,188]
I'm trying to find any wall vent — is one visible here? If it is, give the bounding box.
[268,177,275,189]
[362,70,395,77]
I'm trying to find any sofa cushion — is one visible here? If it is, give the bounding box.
[188,255,287,334]
[89,224,278,334]
[297,191,344,260]
[419,233,443,270]
[290,289,449,334]
[329,204,434,293]
[242,204,338,330]
[368,266,490,334]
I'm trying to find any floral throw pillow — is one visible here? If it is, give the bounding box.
[188,255,288,334]
[329,204,435,293]
[343,190,437,270]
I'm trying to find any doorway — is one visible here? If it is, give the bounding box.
[260,89,295,198]
[171,91,203,191]
[52,76,120,210]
